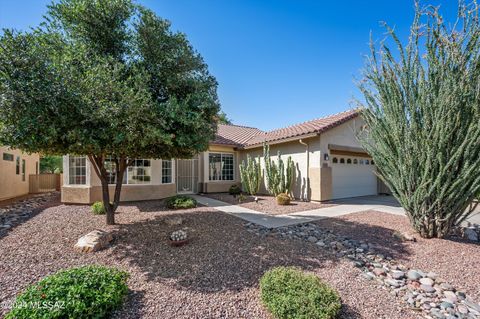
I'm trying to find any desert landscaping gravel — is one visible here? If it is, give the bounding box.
[204,192,336,215]
[0,198,424,319]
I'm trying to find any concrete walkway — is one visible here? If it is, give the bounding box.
[193,194,480,228]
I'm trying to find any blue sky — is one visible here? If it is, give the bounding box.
[0,0,458,130]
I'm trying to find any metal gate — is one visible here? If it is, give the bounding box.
[176,157,198,194]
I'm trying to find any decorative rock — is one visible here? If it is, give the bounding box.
[165,216,183,226]
[392,270,405,280]
[407,270,422,280]
[457,304,469,314]
[385,279,400,288]
[420,277,434,286]
[392,230,417,242]
[362,272,375,280]
[316,241,325,247]
[307,236,318,243]
[444,291,457,303]
[440,283,454,291]
[74,229,113,253]
[440,301,453,309]
[421,284,436,293]
[427,272,438,280]
[373,268,386,276]
[464,227,478,241]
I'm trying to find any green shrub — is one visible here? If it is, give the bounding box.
[6,265,129,319]
[260,267,341,319]
[229,184,242,196]
[91,201,105,215]
[166,195,197,209]
[276,193,291,205]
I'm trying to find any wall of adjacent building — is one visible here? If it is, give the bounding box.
[0,146,39,201]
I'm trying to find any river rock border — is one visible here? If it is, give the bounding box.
[0,192,59,234]
[245,222,480,319]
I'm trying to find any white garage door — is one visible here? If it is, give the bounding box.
[332,156,377,199]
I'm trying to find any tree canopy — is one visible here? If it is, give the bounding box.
[0,0,220,224]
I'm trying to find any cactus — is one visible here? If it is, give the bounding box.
[239,155,262,195]
[263,144,295,196]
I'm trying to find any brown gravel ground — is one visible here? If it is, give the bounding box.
[0,199,422,319]
[204,193,336,215]
[314,210,480,301]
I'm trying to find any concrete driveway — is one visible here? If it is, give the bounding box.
[195,194,480,228]
[331,195,480,226]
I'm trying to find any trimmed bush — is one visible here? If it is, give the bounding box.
[6,265,129,319]
[276,193,291,205]
[91,201,105,215]
[260,267,341,319]
[229,184,242,196]
[165,195,197,209]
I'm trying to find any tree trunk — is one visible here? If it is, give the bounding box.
[88,155,129,225]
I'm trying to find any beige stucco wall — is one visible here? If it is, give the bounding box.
[62,156,177,204]
[0,146,39,201]
[239,136,321,200]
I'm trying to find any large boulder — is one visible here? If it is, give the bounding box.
[74,230,113,253]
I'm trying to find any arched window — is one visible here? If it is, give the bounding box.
[365,159,370,165]
[359,159,364,164]
[347,158,352,164]
[371,160,375,165]
[332,157,338,163]
[340,158,345,164]
[353,159,358,164]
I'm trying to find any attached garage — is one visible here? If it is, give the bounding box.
[329,144,378,199]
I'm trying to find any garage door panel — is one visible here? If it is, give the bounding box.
[332,156,377,199]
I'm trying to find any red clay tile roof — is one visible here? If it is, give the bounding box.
[212,109,360,148]
[211,124,264,146]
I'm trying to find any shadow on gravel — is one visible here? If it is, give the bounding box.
[108,208,341,294]
[0,193,61,240]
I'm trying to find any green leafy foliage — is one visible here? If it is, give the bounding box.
[165,195,197,209]
[239,155,262,195]
[260,267,341,319]
[263,144,295,197]
[91,201,105,215]
[228,184,242,196]
[217,111,232,125]
[6,265,129,319]
[0,0,219,225]
[40,156,63,174]
[357,2,480,238]
[276,193,291,206]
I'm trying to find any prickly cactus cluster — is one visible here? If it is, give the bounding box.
[170,230,187,242]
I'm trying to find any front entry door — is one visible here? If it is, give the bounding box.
[176,157,198,194]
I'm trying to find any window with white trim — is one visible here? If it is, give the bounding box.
[104,157,127,184]
[128,159,151,184]
[209,153,234,181]
[162,159,173,184]
[68,156,86,185]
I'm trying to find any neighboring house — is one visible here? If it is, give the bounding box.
[62,109,380,204]
[0,146,40,201]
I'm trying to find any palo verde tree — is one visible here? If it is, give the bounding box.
[0,0,220,225]
[357,1,480,238]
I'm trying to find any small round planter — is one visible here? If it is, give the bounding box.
[169,238,189,247]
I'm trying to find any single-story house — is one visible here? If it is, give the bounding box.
[61,109,383,204]
[0,146,40,201]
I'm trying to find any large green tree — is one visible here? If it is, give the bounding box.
[358,2,480,238]
[0,0,220,224]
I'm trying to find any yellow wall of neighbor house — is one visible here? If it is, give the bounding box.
[201,146,241,193]
[0,146,40,201]
[239,136,321,201]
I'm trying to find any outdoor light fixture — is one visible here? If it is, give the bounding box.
[324,154,330,161]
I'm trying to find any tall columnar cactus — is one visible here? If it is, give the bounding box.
[239,155,262,195]
[357,2,480,238]
[263,144,295,196]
